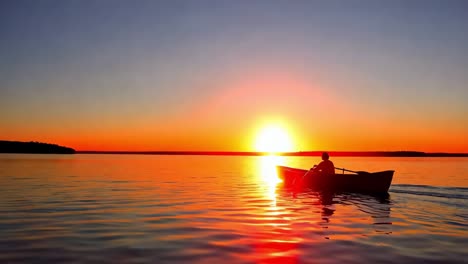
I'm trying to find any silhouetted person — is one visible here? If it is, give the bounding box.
[293,152,335,186]
[311,152,335,177]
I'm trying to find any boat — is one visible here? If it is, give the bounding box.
[276,166,394,194]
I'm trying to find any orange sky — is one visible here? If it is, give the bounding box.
[2,67,467,152]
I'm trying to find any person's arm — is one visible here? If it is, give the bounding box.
[314,161,325,172]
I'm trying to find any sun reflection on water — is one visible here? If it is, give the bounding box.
[259,155,284,184]
[253,155,302,263]
[257,155,285,206]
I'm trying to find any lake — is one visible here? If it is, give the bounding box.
[0,154,467,263]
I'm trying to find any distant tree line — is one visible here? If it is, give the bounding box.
[0,140,75,154]
[76,150,467,157]
[284,151,468,157]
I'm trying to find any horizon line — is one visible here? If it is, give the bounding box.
[75,150,468,157]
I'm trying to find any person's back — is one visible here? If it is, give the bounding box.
[314,152,335,176]
[296,152,335,185]
[315,159,335,176]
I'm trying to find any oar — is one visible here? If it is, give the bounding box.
[335,167,370,175]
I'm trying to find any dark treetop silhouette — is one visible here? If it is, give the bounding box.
[0,140,75,154]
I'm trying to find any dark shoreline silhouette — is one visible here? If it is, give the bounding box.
[0,140,75,154]
[77,150,468,157]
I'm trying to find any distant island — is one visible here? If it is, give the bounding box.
[0,140,75,154]
[77,150,468,157]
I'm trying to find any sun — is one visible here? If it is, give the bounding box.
[254,124,294,153]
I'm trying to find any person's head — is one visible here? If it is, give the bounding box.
[322,152,329,161]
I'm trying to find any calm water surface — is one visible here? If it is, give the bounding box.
[0,154,467,263]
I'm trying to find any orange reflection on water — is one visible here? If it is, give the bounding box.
[257,155,285,205]
[251,155,301,263]
[258,155,284,185]
[0,155,405,263]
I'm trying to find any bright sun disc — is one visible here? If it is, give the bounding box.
[255,125,294,153]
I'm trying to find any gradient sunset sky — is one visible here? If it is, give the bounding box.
[1,0,467,152]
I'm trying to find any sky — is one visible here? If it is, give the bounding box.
[1,0,467,152]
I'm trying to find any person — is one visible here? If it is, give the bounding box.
[311,152,335,177]
[293,152,335,186]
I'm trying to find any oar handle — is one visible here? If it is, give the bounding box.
[335,167,359,174]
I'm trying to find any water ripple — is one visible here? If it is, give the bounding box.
[1,155,467,263]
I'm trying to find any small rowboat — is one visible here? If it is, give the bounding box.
[276,166,394,194]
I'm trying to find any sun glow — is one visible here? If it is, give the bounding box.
[254,124,294,153]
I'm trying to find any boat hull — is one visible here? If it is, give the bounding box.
[276,166,394,194]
